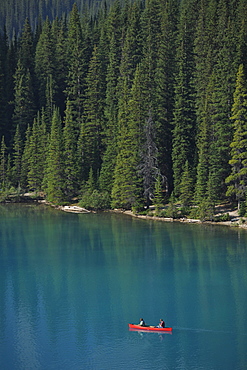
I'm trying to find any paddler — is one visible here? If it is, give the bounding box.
[157,319,165,328]
[139,318,145,326]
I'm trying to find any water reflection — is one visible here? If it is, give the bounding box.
[0,205,247,369]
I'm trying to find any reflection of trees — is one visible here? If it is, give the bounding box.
[0,206,247,367]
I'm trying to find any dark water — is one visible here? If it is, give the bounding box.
[0,204,247,370]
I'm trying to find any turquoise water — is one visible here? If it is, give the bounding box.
[0,204,247,369]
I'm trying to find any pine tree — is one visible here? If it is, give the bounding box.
[226,64,247,209]
[154,0,178,193]
[154,173,163,212]
[111,128,142,210]
[63,99,79,199]
[111,64,143,210]
[172,0,198,199]
[19,18,35,77]
[194,0,217,204]
[104,0,123,141]
[66,3,90,131]
[206,0,239,200]
[44,108,64,203]
[99,2,124,194]
[236,0,247,67]
[13,59,35,137]
[35,18,55,110]
[53,17,68,112]
[27,115,44,192]
[194,109,210,203]
[4,38,17,144]
[12,124,23,191]
[0,27,12,141]
[0,136,7,189]
[82,44,106,180]
[139,110,160,206]
[179,160,194,207]
[21,124,32,190]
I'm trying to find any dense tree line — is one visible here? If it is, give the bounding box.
[0,0,111,40]
[0,0,247,217]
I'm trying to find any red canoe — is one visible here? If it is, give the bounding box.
[128,323,172,332]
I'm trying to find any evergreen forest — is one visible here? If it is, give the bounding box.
[1,0,247,218]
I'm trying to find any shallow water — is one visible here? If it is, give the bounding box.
[0,204,247,369]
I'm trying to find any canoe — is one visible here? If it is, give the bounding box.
[128,323,172,332]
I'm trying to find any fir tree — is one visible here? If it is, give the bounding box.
[154,173,163,212]
[45,108,64,203]
[21,124,32,189]
[27,115,44,191]
[82,44,106,180]
[66,3,89,131]
[179,160,194,207]
[19,18,35,77]
[63,99,79,199]
[154,0,178,193]
[226,64,247,209]
[12,124,22,191]
[0,136,7,189]
[35,18,55,110]
[13,59,35,137]
[172,0,198,198]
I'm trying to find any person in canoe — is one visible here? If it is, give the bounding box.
[157,319,165,328]
[139,318,145,326]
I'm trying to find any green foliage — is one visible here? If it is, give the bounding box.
[213,213,230,222]
[27,116,44,191]
[12,125,23,190]
[79,190,111,210]
[179,161,194,207]
[226,64,247,207]
[63,99,79,199]
[153,174,163,211]
[44,108,64,204]
[0,0,246,212]
[239,201,246,217]
[196,199,215,222]
[166,194,178,219]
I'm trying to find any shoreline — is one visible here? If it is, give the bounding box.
[113,209,247,229]
[2,194,247,229]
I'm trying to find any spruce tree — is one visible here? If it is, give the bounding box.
[35,18,55,110]
[154,0,178,193]
[12,124,23,191]
[82,44,106,180]
[111,64,143,210]
[21,124,32,190]
[19,18,35,78]
[53,17,68,113]
[104,0,123,140]
[27,115,44,192]
[13,59,35,137]
[172,0,198,199]
[0,136,7,189]
[63,99,79,199]
[44,108,64,204]
[111,125,142,210]
[206,0,239,200]
[226,64,247,209]
[66,3,89,131]
[179,160,194,207]
[100,2,124,194]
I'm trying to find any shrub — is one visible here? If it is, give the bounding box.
[213,213,230,222]
[239,201,246,217]
[79,190,111,210]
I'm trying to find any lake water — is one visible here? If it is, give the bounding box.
[0,204,247,370]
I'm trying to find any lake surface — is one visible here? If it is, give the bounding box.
[0,204,247,370]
